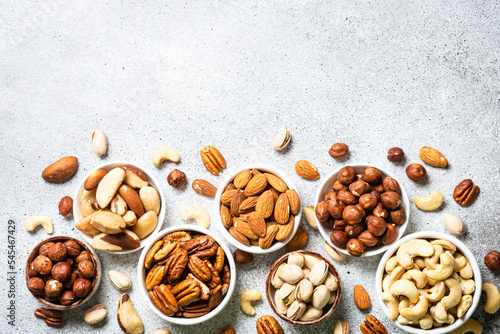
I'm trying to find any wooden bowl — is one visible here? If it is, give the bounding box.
[25,236,101,310]
[265,250,342,326]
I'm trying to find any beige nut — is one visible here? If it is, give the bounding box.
[413,190,444,211]
[449,318,483,334]
[425,253,455,281]
[152,330,171,334]
[396,239,435,269]
[323,241,346,262]
[443,213,466,235]
[84,304,108,324]
[240,289,261,315]
[390,279,419,304]
[381,291,399,320]
[179,204,210,229]
[24,215,53,234]
[399,295,429,321]
[89,211,127,234]
[139,186,161,215]
[272,129,291,151]
[111,193,128,216]
[91,129,107,156]
[482,283,500,314]
[123,210,137,227]
[75,212,101,235]
[92,230,140,251]
[108,270,132,290]
[122,166,148,189]
[117,293,144,334]
[132,211,158,240]
[151,147,180,166]
[303,205,318,229]
[96,167,126,208]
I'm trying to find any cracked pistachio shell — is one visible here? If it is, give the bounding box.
[312,285,330,310]
[271,264,285,289]
[278,283,296,306]
[277,264,304,284]
[287,252,305,267]
[299,305,323,321]
[323,272,338,292]
[286,300,307,320]
[272,129,291,151]
[309,260,328,286]
[274,290,288,314]
[295,278,314,302]
[303,254,320,269]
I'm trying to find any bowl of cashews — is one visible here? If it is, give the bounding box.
[376,231,482,333]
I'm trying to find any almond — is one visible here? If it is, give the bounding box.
[274,193,290,224]
[286,189,300,215]
[251,169,261,176]
[418,146,448,168]
[233,220,259,240]
[233,170,253,189]
[264,173,288,193]
[353,285,371,310]
[42,156,79,183]
[275,215,294,241]
[247,212,267,237]
[220,204,232,228]
[244,174,268,196]
[229,227,250,246]
[286,227,308,251]
[192,179,217,197]
[259,225,279,249]
[221,188,237,206]
[230,190,246,217]
[295,160,320,180]
[255,190,275,218]
[239,196,259,214]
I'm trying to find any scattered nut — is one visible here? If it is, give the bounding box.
[443,213,466,235]
[419,146,448,168]
[25,215,54,234]
[453,179,479,206]
[287,228,308,252]
[272,129,291,151]
[353,285,371,310]
[329,143,349,159]
[482,283,500,314]
[295,160,320,180]
[153,330,171,334]
[84,304,108,324]
[108,270,132,290]
[117,293,144,334]
[413,190,443,211]
[405,163,427,182]
[334,320,350,334]
[192,179,218,197]
[151,147,180,166]
[256,314,283,334]
[200,145,226,175]
[448,318,483,334]
[234,249,253,265]
[303,205,318,229]
[220,326,235,334]
[360,315,386,334]
[167,169,186,187]
[240,289,262,315]
[58,196,73,216]
[179,204,210,229]
[484,251,500,271]
[91,129,107,156]
[387,147,404,163]
[34,307,63,326]
[42,156,78,183]
[323,241,346,262]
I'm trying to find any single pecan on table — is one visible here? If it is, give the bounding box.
[453,179,479,206]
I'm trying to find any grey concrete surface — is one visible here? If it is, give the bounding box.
[1,0,499,333]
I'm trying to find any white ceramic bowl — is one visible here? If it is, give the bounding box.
[375,231,482,334]
[316,164,410,257]
[214,164,302,254]
[137,225,237,325]
[73,161,166,254]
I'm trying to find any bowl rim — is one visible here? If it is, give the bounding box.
[315,163,410,257]
[375,231,482,334]
[265,250,342,326]
[213,163,302,254]
[25,235,102,310]
[73,161,166,254]
[136,224,237,325]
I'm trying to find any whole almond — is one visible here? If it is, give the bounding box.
[220,204,233,228]
[229,227,250,246]
[295,160,320,180]
[244,174,268,196]
[287,228,308,252]
[221,188,237,206]
[247,212,267,237]
[255,190,275,218]
[192,179,217,197]
[233,170,252,188]
[233,220,259,240]
[419,146,448,168]
[230,190,246,217]
[353,285,371,310]
[274,193,290,224]
[259,225,279,249]
[42,156,79,183]
[264,173,288,193]
[239,196,259,214]
[286,189,300,215]
[275,215,295,241]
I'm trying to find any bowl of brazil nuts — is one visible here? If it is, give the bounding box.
[73,161,166,254]
[214,164,302,254]
[316,164,410,257]
[137,225,236,325]
[376,231,482,333]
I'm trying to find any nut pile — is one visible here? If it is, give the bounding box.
[144,231,231,318]
[75,165,161,251]
[27,239,96,308]
[220,169,300,249]
[270,252,339,322]
[316,166,406,257]
[381,238,476,330]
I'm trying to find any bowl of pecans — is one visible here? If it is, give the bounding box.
[137,225,236,325]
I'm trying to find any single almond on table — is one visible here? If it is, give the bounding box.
[295,160,320,180]
[353,285,371,310]
[286,228,308,252]
[419,146,448,168]
[192,179,217,197]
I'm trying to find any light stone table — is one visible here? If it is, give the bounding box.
[1,0,499,333]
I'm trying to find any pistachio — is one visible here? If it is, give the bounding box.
[303,254,320,269]
[84,304,108,324]
[295,278,314,302]
[108,270,132,291]
[271,264,285,289]
[302,268,311,279]
[323,241,347,262]
[277,264,304,284]
[287,252,305,267]
[312,285,330,310]
[334,320,350,334]
[299,305,323,321]
[328,291,337,304]
[277,283,296,306]
[323,272,338,292]
[443,213,466,235]
[286,300,307,320]
[309,260,328,286]
[274,290,288,314]
[272,129,291,151]
[303,205,318,229]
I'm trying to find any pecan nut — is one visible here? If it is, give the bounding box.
[145,240,163,269]
[154,241,180,261]
[208,284,224,309]
[182,235,215,254]
[172,278,201,307]
[187,273,211,300]
[164,249,189,283]
[204,259,221,288]
[188,255,212,282]
[200,145,226,175]
[183,300,211,318]
[163,231,192,243]
[256,315,284,334]
[149,284,179,316]
[222,265,231,285]
[360,315,387,334]
[453,179,479,206]
[34,308,63,326]
[213,245,225,272]
[145,264,165,290]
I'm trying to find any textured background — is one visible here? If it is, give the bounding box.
[1,0,499,333]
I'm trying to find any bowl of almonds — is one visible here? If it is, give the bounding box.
[214,164,302,254]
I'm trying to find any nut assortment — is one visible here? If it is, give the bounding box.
[143,230,231,318]
[220,169,300,249]
[381,238,476,330]
[317,165,406,257]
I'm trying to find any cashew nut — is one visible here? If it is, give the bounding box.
[425,252,455,281]
[422,268,439,286]
[413,190,443,211]
[454,252,467,271]
[151,147,180,166]
[441,277,463,309]
[179,204,210,229]
[452,272,476,295]
[385,256,399,273]
[482,283,500,314]
[396,315,418,325]
[240,289,262,315]
[24,215,54,234]
[403,269,428,289]
[431,239,456,254]
[414,257,426,269]
[449,318,483,334]
[381,291,399,320]
[424,245,444,270]
[419,281,446,302]
[400,295,429,321]
[459,261,473,279]
[457,295,473,318]
[383,266,405,291]
[419,314,433,330]
[390,279,419,304]
[396,239,435,269]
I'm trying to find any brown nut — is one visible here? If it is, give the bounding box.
[287,228,308,252]
[387,147,404,163]
[76,251,91,264]
[349,180,370,197]
[333,219,347,230]
[192,179,218,197]
[366,215,387,237]
[34,307,63,326]
[484,250,500,271]
[200,145,226,175]
[381,223,398,245]
[359,193,378,211]
[28,261,39,277]
[361,315,387,334]
[84,168,108,190]
[405,163,427,182]
[327,198,345,219]
[338,166,356,185]
[234,249,253,265]
[63,269,79,290]
[27,277,46,296]
[220,326,235,334]
[389,207,406,225]
[382,177,401,195]
[362,167,383,185]
[167,169,187,187]
[322,217,334,229]
[358,230,379,247]
[355,204,367,218]
[332,180,348,192]
[256,315,283,334]
[42,156,78,183]
[330,230,349,248]
[453,179,480,206]
[323,191,337,201]
[380,191,401,210]
[33,255,53,275]
[73,278,92,298]
[63,240,82,257]
[342,205,363,225]
[78,260,95,278]
[346,238,364,257]
[39,242,54,257]
[315,201,331,223]
[59,290,77,306]
[45,279,63,298]
[345,223,365,238]
[337,190,358,205]
[372,203,388,219]
[51,262,72,282]
[370,190,381,202]
[47,242,67,262]
[329,143,349,159]
[58,196,73,216]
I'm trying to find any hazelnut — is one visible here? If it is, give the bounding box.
[63,269,80,290]
[330,230,349,248]
[315,201,331,223]
[484,251,500,271]
[387,147,405,163]
[329,143,349,159]
[380,191,401,210]
[64,240,82,258]
[349,180,370,197]
[382,177,401,195]
[167,169,187,188]
[59,290,77,306]
[52,262,72,282]
[371,184,384,193]
[355,204,367,218]
[73,278,92,298]
[389,207,406,225]
[358,230,379,247]
[381,223,399,245]
[370,190,381,202]
[27,277,45,296]
[359,193,378,211]
[323,191,337,201]
[406,163,427,182]
[47,242,67,262]
[45,279,63,298]
[337,190,358,205]
[39,242,54,257]
[372,203,388,218]
[342,205,363,225]
[362,167,383,185]
[58,196,73,216]
[44,296,60,304]
[78,260,95,279]
[65,258,74,267]
[233,249,253,265]
[33,255,53,275]
[333,219,347,230]
[366,215,387,237]
[322,217,334,229]
[356,173,364,181]
[345,223,365,238]
[337,166,356,185]
[327,198,345,219]
[332,180,348,192]
[76,251,92,264]
[346,238,364,257]
[28,261,40,277]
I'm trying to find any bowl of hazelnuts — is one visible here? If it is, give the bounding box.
[25,236,101,309]
[315,165,410,257]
